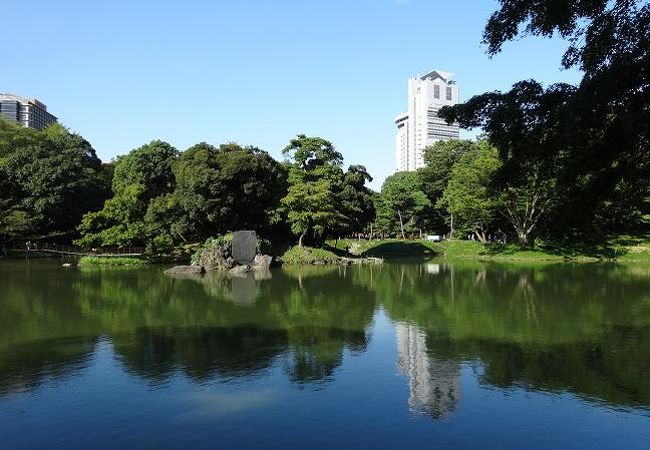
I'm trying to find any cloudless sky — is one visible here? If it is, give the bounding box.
[4,0,581,189]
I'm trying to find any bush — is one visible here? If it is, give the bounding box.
[280,246,340,265]
[191,234,233,265]
[78,256,148,266]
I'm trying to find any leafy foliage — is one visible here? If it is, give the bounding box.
[439,0,650,241]
[76,140,178,247]
[0,119,110,248]
[376,172,430,238]
[280,135,374,246]
[441,141,502,242]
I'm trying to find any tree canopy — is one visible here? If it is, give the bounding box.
[0,119,110,249]
[439,0,650,240]
[377,172,430,239]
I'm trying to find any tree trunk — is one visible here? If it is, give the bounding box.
[298,232,305,247]
[450,211,455,239]
[398,210,405,239]
[475,230,488,244]
[516,229,530,246]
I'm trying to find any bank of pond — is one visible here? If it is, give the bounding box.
[53,234,650,268]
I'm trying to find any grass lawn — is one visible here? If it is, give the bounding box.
[78,256,150,266]
[326,234,650,262]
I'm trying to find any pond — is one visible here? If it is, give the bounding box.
[1,259,649,449]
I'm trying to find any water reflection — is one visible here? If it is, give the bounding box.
[0,337,97,397]
[0,259,649,416]
[396,323,460,418]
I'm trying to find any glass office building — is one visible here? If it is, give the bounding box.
[0,93,58,130]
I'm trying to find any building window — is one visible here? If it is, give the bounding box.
[446,86,452,101]
[434,85,440,99]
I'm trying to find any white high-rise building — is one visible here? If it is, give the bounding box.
[395,70,460,171]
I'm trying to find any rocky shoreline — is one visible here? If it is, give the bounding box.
[164,239,383,276]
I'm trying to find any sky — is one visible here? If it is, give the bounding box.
[4,0,582,189]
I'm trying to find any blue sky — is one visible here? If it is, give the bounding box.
[4,0,581,189]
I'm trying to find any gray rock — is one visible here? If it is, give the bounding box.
[232,230,257,265]
[164,265,205,275]
[251,254,273,269]
[229,265,250,275]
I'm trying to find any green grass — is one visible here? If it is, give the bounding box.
[280,246,340,265]
[326,235,650,263]
[78,256,149,266]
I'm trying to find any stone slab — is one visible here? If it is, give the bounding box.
[232,230,256,265]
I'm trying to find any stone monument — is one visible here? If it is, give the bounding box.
[232,230,256,265]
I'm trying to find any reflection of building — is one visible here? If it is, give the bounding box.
[0,93,58,130]
[396,323,460,419]
[395,70,460,171]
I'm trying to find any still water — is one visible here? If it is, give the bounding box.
[1,259,649,449]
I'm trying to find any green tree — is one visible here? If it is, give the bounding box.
[441,0,650,239]
[168,142,287,242]
[441,141,502,243]
[281,177,340,247]
[282,134,343,172]
[77,140,178,247]
[338,165,375,237]
[281,135,346,245]
[419,139,474,202]
[0,119,109,248]
[417,139,476,233]
[379,172,431,239]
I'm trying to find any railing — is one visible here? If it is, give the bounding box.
[12,242,145,256]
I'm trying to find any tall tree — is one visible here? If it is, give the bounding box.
[168,142,287,242]
[417,139,475,233]
[441,0,650,238]
[281,176,340,247]
[441,141,502,243]
[281,135,344,246]
[338,165,375,237]
[0,119,109,248]
[379,172,430,239]
[77,140,178,247]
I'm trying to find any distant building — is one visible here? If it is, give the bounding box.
[0,93,58,130]
[395,70,459,171]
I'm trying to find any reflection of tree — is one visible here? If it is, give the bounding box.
[0,261,101,398]
[0,337,96,397]
[396,323,460,419]
[2,259,650,410]
[381,261,650,409]
[70,265,377,386]
[112,326,288,382]
[284,326,370,384]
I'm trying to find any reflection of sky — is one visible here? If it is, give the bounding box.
[181,389,278,417]
[1,312,650,449]
[3,263,650,449]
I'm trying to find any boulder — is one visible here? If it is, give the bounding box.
[164,265,204,275]
[251,254,273,270]
[229,265,250,275]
